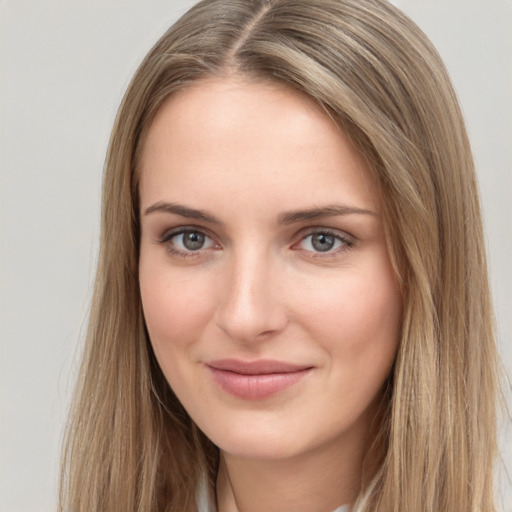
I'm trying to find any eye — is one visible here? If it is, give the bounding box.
[296,230,353,254]
[160,228,217,255]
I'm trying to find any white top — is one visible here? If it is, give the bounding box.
[196,475,350,512]
[197,492,349,512]
[199,504,349,512]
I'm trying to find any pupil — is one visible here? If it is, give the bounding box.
[183,232,205,250]
[312,233,334,252]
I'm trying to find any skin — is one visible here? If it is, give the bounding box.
[138,77,402,512]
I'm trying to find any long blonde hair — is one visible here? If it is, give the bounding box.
[59,1,500,510]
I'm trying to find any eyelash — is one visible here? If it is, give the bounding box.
[158,226,355,259]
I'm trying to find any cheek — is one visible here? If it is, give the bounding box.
[297,258,401,376]
[139,258,215,359]
[301,271,400,436]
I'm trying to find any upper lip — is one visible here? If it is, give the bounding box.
[206,359,312,375]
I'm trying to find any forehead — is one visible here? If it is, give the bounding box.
[138,77,379,215]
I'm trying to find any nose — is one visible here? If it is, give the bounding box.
[214,249,288,343]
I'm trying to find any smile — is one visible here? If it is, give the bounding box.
[206,359,313,400]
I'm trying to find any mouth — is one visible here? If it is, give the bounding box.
[206,359,313,400]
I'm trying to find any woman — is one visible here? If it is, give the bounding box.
[59,1,500,511]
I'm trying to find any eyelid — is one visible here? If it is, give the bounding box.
[159,225,216,243]
[296,225,356,242]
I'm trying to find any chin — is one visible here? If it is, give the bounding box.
[216,435,303,461]
[198,413,327,461]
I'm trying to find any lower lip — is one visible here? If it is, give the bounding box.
[207,367,311,400]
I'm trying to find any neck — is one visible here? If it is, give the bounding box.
[216,427,369,512]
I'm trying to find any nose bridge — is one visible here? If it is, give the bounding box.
[215,244,285,342]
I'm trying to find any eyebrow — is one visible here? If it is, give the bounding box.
[278,204,378,224]
[144,201,377,225]
[144,201,222,224]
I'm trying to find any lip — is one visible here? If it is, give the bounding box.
[206,359,313,400]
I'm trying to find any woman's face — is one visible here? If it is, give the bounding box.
[138,77,402,461]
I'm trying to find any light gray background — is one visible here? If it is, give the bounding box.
[0,1,510,511]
